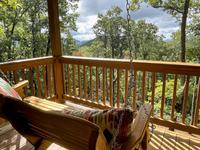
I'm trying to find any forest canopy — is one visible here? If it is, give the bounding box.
[0,0,199,63]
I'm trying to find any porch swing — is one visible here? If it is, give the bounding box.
[0,0,152,149]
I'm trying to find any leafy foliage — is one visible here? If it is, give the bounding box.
[0,0,79,62]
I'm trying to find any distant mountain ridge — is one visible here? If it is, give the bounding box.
[76,38,96,47]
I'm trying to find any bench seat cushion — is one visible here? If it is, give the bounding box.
[63,106,136,149]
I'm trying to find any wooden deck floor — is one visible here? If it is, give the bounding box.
[149,125,200,150]
[0,123,200,150]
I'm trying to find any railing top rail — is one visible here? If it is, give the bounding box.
[0,56,54,71]
[61,56,200,76]
[0,56,199,76]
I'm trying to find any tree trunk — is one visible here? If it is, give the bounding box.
[111,44,114,58]
[180,0,190,62]
[31,13,37,58]
[46,35,51,56]
[7,16,17,61]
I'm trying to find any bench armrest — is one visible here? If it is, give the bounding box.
[12,80,29,98]
[121,103,152,149]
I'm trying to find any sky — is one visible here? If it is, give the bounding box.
[73,0,180,41]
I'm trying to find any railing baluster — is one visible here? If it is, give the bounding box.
[21,68,27,95]
[67,64,71,96]
[51,64,55,97]
[171,74,178,121]
[36,66,41,97]
[194,79,200,126]
[84,66,87,98]
[102,67,106,105]
[142,71,146,103]
[96,67,99,103]
[1,56,200,134]
[13,70,18,84]
[42,65,47,98]
[90,66,93,100]
[78,65,81,97]
[110,68,113,107]
[73,65,76,96]
[132,70,137,110]
[161,73,166,119]
[21,68,26,81]
[117,69,120,108]
[63,65,67,95]
[124,69,128,107]
[182,75,190,123]
[151,72,156,116]
[106,70,108,103]
[30,67,35,96]
[47,64,52,97]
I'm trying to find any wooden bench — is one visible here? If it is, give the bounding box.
[1,81,152,150]
[22,96,152,150]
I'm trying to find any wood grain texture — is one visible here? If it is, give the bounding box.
[1,95,100,150]
[90,66,93,100]
[60,56,200,76]
[1,123,200,150]
[171,74,178,121]
[142,71,146,103]
[109,68,113,107]
[151,73,156,116]
[160,73,166,119]
[84,66,87,99]
[124,69,128,107]
[36,66,41,98]
[182,75,190,123]
[96,67,99,103]
[102,67,106,105]
[194,79,200,126]
[117,69,120,108]
[42,65,47,98]
[72,65,76,96]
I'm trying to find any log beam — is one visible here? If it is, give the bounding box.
[47,0,64,103]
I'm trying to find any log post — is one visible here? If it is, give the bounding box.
[47,0,64,103]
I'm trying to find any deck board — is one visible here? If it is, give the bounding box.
[1,123,200,150]
[160,131,176,150]
[149,125,200,150]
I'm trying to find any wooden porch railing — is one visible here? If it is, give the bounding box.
[0,56,200,134]
[61,56,200,134]
[0,56,55,99]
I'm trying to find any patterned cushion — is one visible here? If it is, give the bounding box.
[0,77,21,100]
[63,107,136,148]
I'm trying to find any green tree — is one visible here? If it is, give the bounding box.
[63,33,77,55]
[0,0,30,61]
[93,6,127,58]
[131,20,162,60]
[0,0,79,61]
[187,5,200,62]
[147,0,199,62]
[59,0,79,55]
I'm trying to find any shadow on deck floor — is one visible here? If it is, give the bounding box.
[149,125,200,150]
[1,123,200,150]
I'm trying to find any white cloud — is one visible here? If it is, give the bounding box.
[73,33,96,41]
[77,15,97,34]
[73,15,97,41]
[73,1,180,41]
